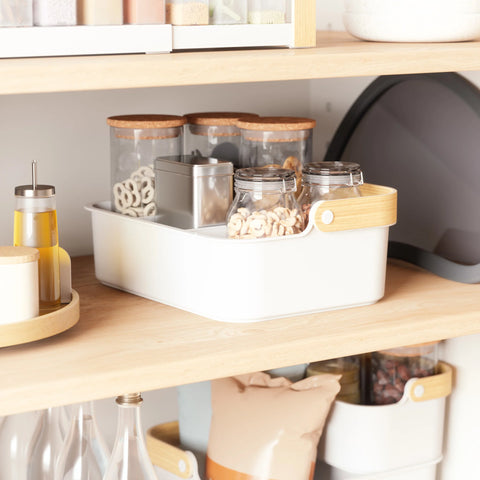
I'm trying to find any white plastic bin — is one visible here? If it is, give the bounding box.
[318,362,452,478]
[85,183,396,323]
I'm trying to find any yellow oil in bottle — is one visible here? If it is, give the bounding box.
[14,209,60,311]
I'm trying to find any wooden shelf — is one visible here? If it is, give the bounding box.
[0,255,479,416]
[1,31,480,95]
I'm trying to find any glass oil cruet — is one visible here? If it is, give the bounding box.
[103,393,158,480]
[14,160,60,312]
[54,402,110,480]
[28,407,64,480]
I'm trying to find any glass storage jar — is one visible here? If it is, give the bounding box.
[210,0,247,24]
[370,342,439,405]
[307,356,361,404]
[0,0,33,26]
[297,161,363,221]
[166,0,209,25]
[33,0,76,26]
[124,0,166,24]
[107,114,186,217]
[77,0,123,25]
[226,167,304,239]
[184,112,257,168]
[237,116,316,191]
[248,0,286,24]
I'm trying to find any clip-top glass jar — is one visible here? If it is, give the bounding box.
[226,167,304,239]
[297,161,363,221]
[370,342,439,405]
[107,114,186,217]
[184,112,257,168]
[237,116,316,192]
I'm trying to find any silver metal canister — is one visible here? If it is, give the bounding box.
[154,155,233,229]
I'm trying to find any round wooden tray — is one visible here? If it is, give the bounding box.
[0,289,80,348]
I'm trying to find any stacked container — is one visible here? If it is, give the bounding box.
[184,112,256,168]
[210,0,247,24]
[33,0,76,26]
[77,0,123,25]
[248,0,286,23]
[107,114,186,217]
[165,0,209,25]
[124,0,166,24]
[0,1,33,26]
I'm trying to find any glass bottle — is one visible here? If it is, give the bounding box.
[297,161,363,222]
[103,393,157,480]
[0,410,42,480]
[226,167,304,239]
[54,402,110,480]
[14,160,60,313]
[28,408,64,480]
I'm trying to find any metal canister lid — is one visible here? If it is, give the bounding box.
[0,246,39,265]
[15,184,55,197]
[234,167,297,192]
[155,155,233,177]
[302,161,363,187]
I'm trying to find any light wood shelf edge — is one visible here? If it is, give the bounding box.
[1,31,480,95]
[0,256,479,416]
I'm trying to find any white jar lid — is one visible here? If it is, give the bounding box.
[0,246,39,265]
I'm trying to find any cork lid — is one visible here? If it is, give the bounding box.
[185,112,258,126]
[107,114,186,129]
[236,116,316,131]
[0,246,39,265]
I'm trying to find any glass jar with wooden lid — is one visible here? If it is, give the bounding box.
[370,342,440,405]
[107,114,186,217]
[184,112,257,168]
[237,116,316,191]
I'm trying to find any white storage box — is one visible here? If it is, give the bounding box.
[318,362,452,478]
[85,183,396,323]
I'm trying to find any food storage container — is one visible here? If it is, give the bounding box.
[343,0,480,42]
[0,1,33,26]
[226,167,304,239]
[370,342,439,405]
[107,114,186,217]
[318,362,452,479]
[298,162,363,220]
[184,112,256,168]
[210,0,247,24]
[33,0,76,26]
[124,0,166,24]
[154,155,233,229]
[237,116,316,191]
[0,246,39,324]
[166,0,209,25]
[307,356,361,404]
[77,0,123,25]
[248,0,286,24]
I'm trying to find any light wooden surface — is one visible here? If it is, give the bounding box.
[0,289,79,348]
[314,184,397,232]
[411,362,452,403]
[0,256,479,416]
[1,31,480,95]
[294,0,316,47]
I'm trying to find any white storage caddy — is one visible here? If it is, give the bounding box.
[86,183,397,323]
[317,361,453,480]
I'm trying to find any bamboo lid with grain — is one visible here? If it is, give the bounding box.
[185,112,258,126]
[107,114,187,129]
[236,116,316,131]
[0,246,39,265]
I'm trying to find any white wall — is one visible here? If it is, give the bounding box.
[1,2,479,478]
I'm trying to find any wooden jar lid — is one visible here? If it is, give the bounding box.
[0,246,39,265]
[185,112,258,126]
[236,116,316,131]
[107,114,186,129]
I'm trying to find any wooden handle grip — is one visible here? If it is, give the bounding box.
[410,361,453,403]
[147,422,192,479]
[313,183,397,232]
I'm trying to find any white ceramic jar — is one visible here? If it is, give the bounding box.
[0,246,39,324]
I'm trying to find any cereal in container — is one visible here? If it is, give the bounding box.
[247,0,286,24]
[237,116,316,192]
[184,112,257,168]
[370,342,439,405]
[297,161,363,222]
[166,0,208,25]
[77,0,123,25]
[107,114,186,217]
[226,167,304,239]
